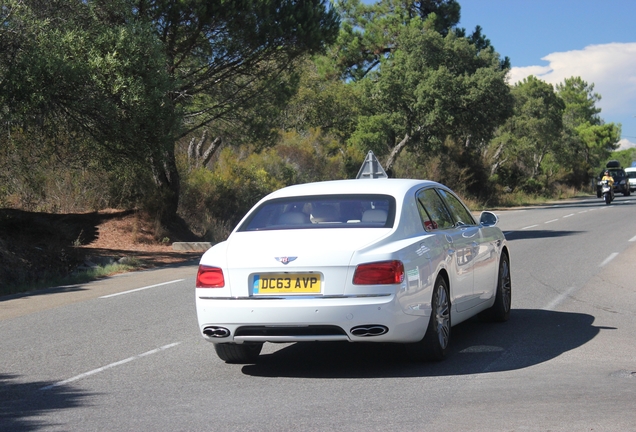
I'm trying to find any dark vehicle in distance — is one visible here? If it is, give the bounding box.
[596,160,630,198]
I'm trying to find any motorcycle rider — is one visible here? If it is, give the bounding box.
[601,170,615,200]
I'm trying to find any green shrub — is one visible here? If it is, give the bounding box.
[177,130,350,241]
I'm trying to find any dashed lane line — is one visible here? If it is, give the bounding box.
[600,253,619,267]
[517,203,622,230]
[544,286,579,311]
[99,279,185,299]
[544,251,621,310]
[40,342,182,391]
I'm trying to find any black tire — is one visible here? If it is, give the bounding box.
[480,252,512,322]
[214,343,263,364]
[605,193,611,205]
[406,277,451,362]
[624,189,630,196]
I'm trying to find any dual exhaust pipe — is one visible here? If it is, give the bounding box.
[350,325,388,337]
[203,326,231,338]
[203,324,389,339]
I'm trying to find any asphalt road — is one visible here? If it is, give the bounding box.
[2,195,636,431]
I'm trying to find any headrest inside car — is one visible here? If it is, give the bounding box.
[361,209,387,223]
[278,211,308,225]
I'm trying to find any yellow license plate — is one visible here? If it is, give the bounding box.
[253,273,321,295]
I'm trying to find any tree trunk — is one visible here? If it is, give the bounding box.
[384,133,412,174]
[489,141,506,176]
[151,146,181,225]
[187,131,222,169]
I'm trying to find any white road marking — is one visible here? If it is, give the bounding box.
[39,342,181,391]
[521,224,538,230]
[600,253,619,267]
[543,250,624,310]
[563,214,574,218]
[630,235,636,242]
[99,279,185,298]
[545,219,559,224]
[578,210,588,214]
[544,286,579,311]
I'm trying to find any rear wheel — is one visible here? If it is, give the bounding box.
[214,343,263,364]
[480,252,512,322]
[406,277,450,361]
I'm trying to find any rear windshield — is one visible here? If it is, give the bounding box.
[238,194,396,231]
[601,169,626,179]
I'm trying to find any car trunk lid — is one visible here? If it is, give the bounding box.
[225,228,389,296]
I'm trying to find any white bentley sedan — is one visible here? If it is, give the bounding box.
[196,178,511,363]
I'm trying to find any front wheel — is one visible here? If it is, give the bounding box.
[604,193,611,205]
[214,342,263,364]
[405,277,451,361]
[479,252,512,322]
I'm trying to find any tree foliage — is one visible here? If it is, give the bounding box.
[555,77,621,184]
[323,0,462,81]
[0,0,626,233]
[488,77,564,192]
[0,0,340,221]
[325,0,510,82]
[488,75,621,194]
[346,14,513,186]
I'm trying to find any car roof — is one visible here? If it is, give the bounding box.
[263,178,440,200]
[624,167,636,172]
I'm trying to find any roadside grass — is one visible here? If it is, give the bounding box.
[1,260,144,297]
[474,187,588,210]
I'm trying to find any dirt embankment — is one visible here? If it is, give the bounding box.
[0,209,202,291]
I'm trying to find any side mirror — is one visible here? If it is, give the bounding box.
[479,211,499,227]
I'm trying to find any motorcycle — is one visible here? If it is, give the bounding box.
[600,179,614,205]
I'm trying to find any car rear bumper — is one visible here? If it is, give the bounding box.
[196,292,428,344]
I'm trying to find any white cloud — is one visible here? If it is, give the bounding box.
[507,42,636,119]
[618,138,636,150]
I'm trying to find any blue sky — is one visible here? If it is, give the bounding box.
[458,0,636,148]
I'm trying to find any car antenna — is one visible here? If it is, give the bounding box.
[356,150,388,179]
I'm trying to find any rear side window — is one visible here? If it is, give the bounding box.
[238,194,396,231]
[416,189,454,231]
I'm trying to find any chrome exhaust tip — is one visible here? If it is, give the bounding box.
[203,326,231,338]
[350,325,389,337]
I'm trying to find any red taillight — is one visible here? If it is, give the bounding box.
[196,265,225,288]
[353,260,405,285]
